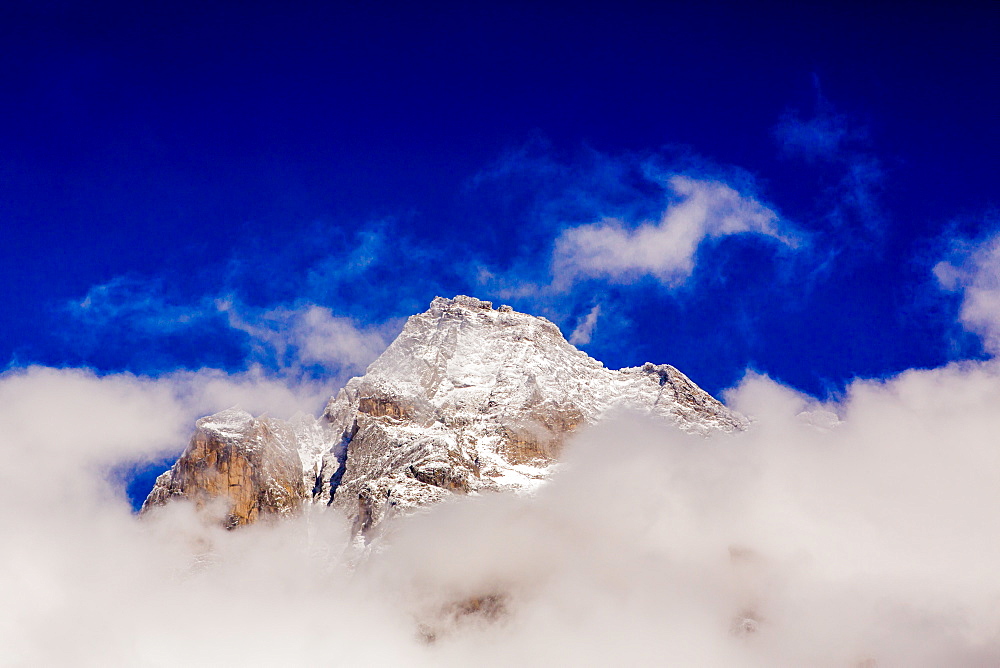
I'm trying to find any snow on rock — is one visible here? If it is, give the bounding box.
[143,296,746,533]
[141,407,323,528]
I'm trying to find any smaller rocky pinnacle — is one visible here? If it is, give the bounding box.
[143,295,746,532]
[140,408,307,528]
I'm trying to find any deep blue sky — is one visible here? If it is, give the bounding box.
[2,1,998,400]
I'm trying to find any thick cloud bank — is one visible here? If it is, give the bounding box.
[3,357,1000,665]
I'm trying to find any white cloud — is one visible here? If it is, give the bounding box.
[70,276,209,333]
[64,233,405,377]
[218,300,394,377]
[935,231,1000,353]
[4,354,1000,664]
[289,305,393,370]
[568,304,601,345]
[158,365,332,418]
[551,175,798,289]
[0,365,327,512]
[66,276,395,378]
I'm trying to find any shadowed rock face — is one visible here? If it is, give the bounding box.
[144,296,746,533]
[140,408,306,528]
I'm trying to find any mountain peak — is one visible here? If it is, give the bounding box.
[144,296,745,533]
[195,406,255,442]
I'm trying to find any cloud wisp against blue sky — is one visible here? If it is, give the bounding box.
[216,299,396,378]
[65,271,399,384]
[549,175,798,290]
[936,227,1000,355]
[774,94,885,244]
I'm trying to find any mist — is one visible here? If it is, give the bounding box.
[2,355,999,666]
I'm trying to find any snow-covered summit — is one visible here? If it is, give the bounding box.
[145,295,745,532]
[310,296,745,533]
[195,406,256,442]
[328,295,742,434]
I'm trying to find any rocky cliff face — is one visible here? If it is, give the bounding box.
[140,408,318,528]
[143,296,745,533]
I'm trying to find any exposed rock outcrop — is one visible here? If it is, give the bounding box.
[140,408,314,528]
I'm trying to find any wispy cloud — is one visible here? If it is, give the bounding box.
[774,106,850,162]
[460,145,816,372]
[935,227,1000,354]
[568,304,601,345]
[59,220,434,378]
[551,175,798,290]
[66,275,398,381]
[218,300,396,377]
[774,85,885,239]
[70,275,211,333]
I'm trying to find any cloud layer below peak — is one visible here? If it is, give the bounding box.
[4,354,1000,665]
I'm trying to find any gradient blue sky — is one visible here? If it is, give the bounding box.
[2,0,998,407]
